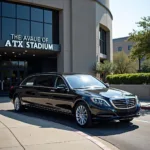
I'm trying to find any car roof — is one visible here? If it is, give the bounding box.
[28,72,90,76]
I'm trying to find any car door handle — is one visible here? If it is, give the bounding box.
[50,89,55,92]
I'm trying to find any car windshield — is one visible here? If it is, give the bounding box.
[64,75,106,89]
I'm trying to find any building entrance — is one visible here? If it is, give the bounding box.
[0,61,27,95]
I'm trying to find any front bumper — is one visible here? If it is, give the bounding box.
[89,103,141,121]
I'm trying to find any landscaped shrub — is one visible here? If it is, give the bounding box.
[106,73,150,84]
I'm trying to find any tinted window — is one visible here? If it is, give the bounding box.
[44,10,52,23]
[31,21,43,37]
[56,77,66,87]
[31,8,43,22]
[22,76,36,86]
[2,2,16,18]
[17,5,30,20]
[35,75,56,87]
[2,18,16,39]
[17,20,30,35]
[44,24,52,43]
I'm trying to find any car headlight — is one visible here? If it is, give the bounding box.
[91,97,111,107]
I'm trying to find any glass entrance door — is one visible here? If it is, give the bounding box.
[0,61,28,95]
[0,70,11,94]
[0,69,23,95]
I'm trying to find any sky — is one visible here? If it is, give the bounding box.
[110,0,150,39]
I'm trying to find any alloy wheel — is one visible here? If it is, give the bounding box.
[14,97,20,111]
[76,105,88,126]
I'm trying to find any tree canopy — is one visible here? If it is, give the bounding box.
[128,16,150,59]
[113,51,137,74]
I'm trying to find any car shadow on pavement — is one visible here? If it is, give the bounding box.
[0,106,139,137]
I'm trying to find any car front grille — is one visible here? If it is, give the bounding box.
[112,98,136,109]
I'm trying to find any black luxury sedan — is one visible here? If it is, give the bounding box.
[9,73,141,127]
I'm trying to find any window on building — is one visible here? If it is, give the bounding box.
[31,7,43,22]
[31,21,43,37]
[128,45,132,50]
[17,5,30,20]
[118,47,122,51]
[2,18,16,39]
[0,2,59,44]
[2,2,16,18]
[44,24,52,43]
[44,10,52,24]
[17,20,30,35]
[100,28,107,55]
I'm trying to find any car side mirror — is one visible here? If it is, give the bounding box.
[56,84,69,92]
[105,83,110,88]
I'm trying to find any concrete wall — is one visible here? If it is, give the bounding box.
[71,0,112,73]
[12,0,64,9]
[97,0,110,8]
[96,2,113,62]
[111,84,150,100]
[57,0,72,72]
[71,0,96,73]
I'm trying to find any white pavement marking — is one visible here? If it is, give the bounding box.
[76,131,112,150]
[135,119,150,124]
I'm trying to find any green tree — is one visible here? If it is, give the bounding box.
[141,59,150,72]
[128,16,150,59]
[94,60,116,82]
[113,51,137,74]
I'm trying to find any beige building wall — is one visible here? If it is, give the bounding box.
[9,0,113,74]
[96,2,113,62]
[113,37,134,55]
[113,37,142,70]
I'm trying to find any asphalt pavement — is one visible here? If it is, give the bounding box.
[0,97,150,150]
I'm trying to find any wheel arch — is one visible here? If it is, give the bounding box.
[72,99,91,114]
[13,93,19,103]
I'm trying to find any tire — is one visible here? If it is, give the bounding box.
[75,102,92,127]
[120,118,133,123]
[14,96,23,112]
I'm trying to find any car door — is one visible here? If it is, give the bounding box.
[51,76,76,113]
[34,75,56,107]
[20,76,37,105]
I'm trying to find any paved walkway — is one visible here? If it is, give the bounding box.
[0,97,117,150]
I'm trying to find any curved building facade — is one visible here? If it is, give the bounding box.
[0,0,112,94]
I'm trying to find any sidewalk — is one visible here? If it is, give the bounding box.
[0,102,117,150]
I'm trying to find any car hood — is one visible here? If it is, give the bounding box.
[77,88,135,99]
